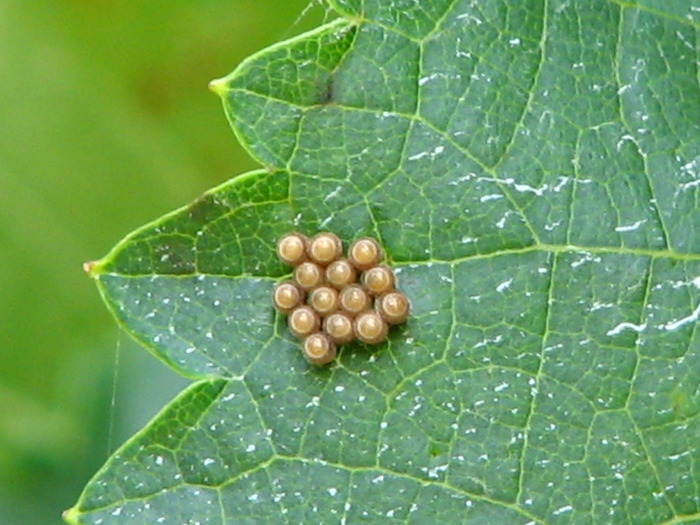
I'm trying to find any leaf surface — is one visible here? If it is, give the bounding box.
[68,1,700,523]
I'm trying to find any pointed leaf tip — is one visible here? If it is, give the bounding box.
[83,260,104,277]
[82,261,95,274]
[208,78,227,96]
[62,506,78,524]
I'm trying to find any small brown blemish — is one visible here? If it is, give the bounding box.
[316,76,335,105]
[671,387,693,419]
[187,193,220,225]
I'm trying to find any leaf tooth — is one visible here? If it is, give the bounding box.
[207,77,228,96]
[82,259,105,278]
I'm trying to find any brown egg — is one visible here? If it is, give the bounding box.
[309,286,340,317]
[288,306,320,339]
[338,284,371,316]
[302,333,337,365]
[323,312,355,344]
[276,233,308,266]
[294,261,324,290]
[308,232,342,265]
[277,231,409,359]
[361,265,395,295]
[354,311,389,344]
[325,258,357,289]
[271,281,303,314]
[376,291,409,324]
[348,237,383,270]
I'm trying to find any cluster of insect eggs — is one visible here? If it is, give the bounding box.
[272,232,409,365]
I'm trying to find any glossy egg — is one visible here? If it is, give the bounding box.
[273,231,408,363]
[309,286,340,317]
[303,333,337,365]
[271,281,303,314]
[348,237,383,270]
[376,291,409,324]
[323,312,355,344]
[362,265,395,295]
[288,305,320,339]
[294,261,324,290]
[354,310,389,344]
[338,284,371,316]
[325,258,357,289]
[308,232,342,265]
[276,232,308,266]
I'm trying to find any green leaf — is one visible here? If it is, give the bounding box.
[68,1,700,523]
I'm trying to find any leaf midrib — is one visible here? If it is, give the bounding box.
[96,242,700,279]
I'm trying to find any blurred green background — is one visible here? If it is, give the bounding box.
[0,1,326,523]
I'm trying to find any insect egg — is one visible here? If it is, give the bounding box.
[302,332,337,365]
[274,231,407,363]
[361,265,395,295]
[309,286,340,317]
[338,284,371,316]
[323,312,355,344]
[376,291,409,324]
[288,306,320,339]
[308,232,342,265]
[354,310,389,344]
[276,233,308,266]
[272,281,303,314]
[325,258,357,289]
[294,261,324,290]
[348,237,383,270]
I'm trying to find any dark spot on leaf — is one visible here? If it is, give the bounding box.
[671,387,696,420]
[315,75,334,105]
[429,441,449,458]
[153,237,196,275]
[187,193,222,225]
